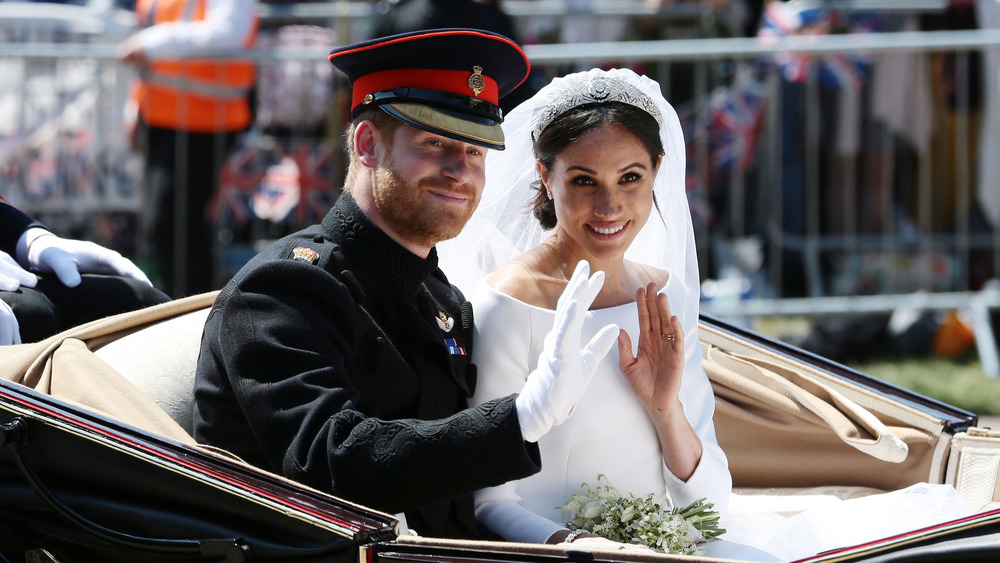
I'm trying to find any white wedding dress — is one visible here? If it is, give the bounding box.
[469,272,732,545]
[442,67,975,562]
[468,277,975,562]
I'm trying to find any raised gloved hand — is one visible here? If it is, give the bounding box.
[515,261,620,442]
[25,233,152,288]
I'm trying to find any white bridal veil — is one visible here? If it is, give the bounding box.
[438,67,701,329]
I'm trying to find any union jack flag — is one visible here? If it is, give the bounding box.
[677,72,767,230]
[706,78,767,172]
[212,134,338,227]
[756,1,884,91]
[212,135,259,226]
[287,137,338,224]
[680,73,767,174]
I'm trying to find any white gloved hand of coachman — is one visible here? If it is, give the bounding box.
[22,230,152,289]
[0,228,154,345]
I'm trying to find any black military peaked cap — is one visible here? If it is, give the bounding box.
[328,28,530,150]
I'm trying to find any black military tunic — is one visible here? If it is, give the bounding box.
[193,192,540,539]
[0,199,42,252]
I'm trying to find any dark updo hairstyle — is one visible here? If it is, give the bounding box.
[531,101,664,229]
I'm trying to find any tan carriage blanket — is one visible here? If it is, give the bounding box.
[0,292,218,445]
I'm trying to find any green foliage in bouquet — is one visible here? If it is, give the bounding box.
[557,474,725,555]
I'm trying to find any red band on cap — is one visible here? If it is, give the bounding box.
[352,68,499,110]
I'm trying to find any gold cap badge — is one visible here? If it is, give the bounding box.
[292,247,320,264]
[468,65,485,97]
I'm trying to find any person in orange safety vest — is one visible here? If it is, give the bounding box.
[118,0,259,298]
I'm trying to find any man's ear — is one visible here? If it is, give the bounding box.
[355,120,380,168]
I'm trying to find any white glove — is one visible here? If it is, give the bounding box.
[515,261,620,442]
[24,232,152,288]
[0,250,37,345]
[0,298,20,345]
[0,250,38,292]
[0,299,21,346]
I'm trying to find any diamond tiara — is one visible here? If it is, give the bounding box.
[531,76,663,141]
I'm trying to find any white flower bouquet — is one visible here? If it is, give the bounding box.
[557,474,725,555]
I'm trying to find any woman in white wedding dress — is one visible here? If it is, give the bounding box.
[438,67,976,561]
[439,67,749,557]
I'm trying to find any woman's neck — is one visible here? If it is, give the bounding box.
[539,235,633,309]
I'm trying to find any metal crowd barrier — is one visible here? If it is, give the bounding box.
[1,1,999,372]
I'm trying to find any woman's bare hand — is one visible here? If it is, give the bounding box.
[617,282,685,414]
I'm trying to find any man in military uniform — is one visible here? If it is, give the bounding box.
[193,29,619,540]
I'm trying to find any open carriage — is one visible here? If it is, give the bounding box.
[1,292,999,562]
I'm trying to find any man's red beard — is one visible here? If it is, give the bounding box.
[372,163,479,250]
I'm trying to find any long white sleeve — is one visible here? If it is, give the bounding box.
[138,0,258,60]
[470,282,556,542]
[475,483,565,545]
[661,276,731,514]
